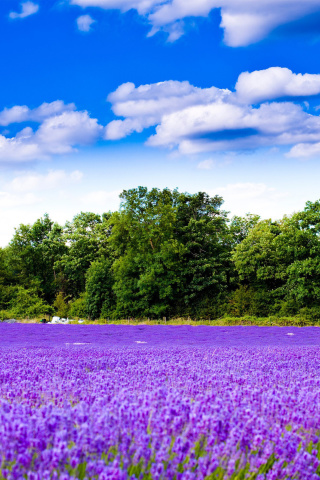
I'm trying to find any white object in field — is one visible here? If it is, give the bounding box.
[287,333,295,336]
[51,317,61,324]
[78,319,85,323]
[135,341,147,344]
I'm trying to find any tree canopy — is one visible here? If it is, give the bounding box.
[2,187,320,321]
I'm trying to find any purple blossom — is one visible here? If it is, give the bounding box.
[0,325,320,479]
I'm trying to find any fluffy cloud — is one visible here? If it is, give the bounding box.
[9,1,39,19]
[77,14,96,31]
[147,101,320,154]
[287,142,320,158]
[105,68,320,157]
[0,101,75,126]
[69,0,320,45]
[236,67,320,103]
[0,105,103,162]
[105,80,230,139]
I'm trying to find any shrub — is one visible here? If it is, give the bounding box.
[9,286,52,318]
[68,293,87,319]
[53,292,69,318]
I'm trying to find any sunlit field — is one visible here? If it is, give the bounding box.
[1,325,320,479]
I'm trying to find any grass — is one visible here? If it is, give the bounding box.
[3,314,320,326]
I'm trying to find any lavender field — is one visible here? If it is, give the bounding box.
[1,326,320,479]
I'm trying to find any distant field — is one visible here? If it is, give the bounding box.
[1,325,320,479]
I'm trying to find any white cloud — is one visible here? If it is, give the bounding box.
[0,106,29,126]
[77,14,96,31]
[147,101,320,154]
[105,80,230,140]
[69,0,320,46]
[148,19,185,42]
[0,108,103,162]
[236,67,320,104]
[0,101,75,126]
[105,69,320,157]
[35,111,102,153]
[287,142,320,158]
[197,159,215,170]
[9,169,83,192]
[70,0,162,15]
[9,1,39,19]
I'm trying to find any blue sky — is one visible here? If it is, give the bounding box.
[1,0,320,245]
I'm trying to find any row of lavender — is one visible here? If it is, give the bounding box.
[1,334,320,478]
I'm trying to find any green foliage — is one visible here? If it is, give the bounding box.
[55,212,111,299]
[85,258,114,320]
[232,201,320,316]
[8,286,52,318]
[227,286,256,317]
[227,286,273,317]
[108,187,231,318]
[229,214,260,246]
[8,214,67,303]
[0,310,15,321]
[232,220,282,290]
[299,306,320,322]
[68,293,87,319]
[3,189,320,322]
[53,292,69,318]
[0,248,14,287]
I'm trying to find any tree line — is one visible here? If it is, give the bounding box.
[1,186,320,321]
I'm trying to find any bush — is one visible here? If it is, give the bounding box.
[299,306,320,323]
[68,293,87,319]
[53,292,69,318]
[272,299,300,317]
[0,309,15,321]
[9,286,52,318]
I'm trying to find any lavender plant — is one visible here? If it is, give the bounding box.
[0,325,320,479]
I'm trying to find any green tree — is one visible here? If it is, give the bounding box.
[232,201,320,316]
[53,292,69,318]
[231,219,283,315]
[275,201,320,309]
[55,212,111,298]
[229,214,260,246]
[69,293,87,319]
[8,214,66,303]
[232,220,282,290]
[85,258,114,320]
[9,286,52,318]
[107,187,231,318]
[0,248,15,310]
